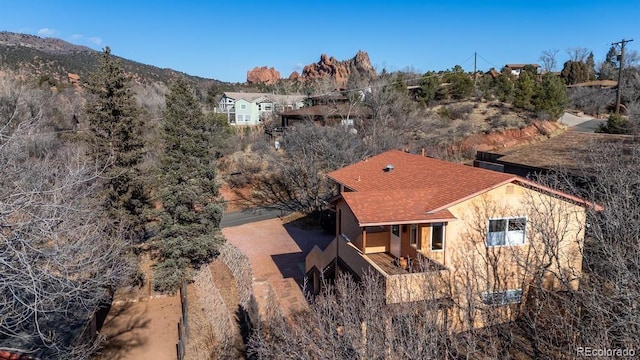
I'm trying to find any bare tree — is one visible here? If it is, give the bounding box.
[565,47,591,62]
[567,87,615,117]
[239,124,370,213]
[539,49,559,73]
[0,72,131,358]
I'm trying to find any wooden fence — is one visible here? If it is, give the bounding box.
[176,282,189,360]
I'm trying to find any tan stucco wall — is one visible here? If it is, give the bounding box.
[335,183,587,331]
[443,182,587,330]
[336,199,361,247]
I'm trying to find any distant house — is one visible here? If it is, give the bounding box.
[280,103,372,127]
[216,92,305,126]
[504,64,540,77]
[280,90,372,127]
[306,150,599,331]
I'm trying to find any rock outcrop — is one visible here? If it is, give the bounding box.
[246,66,281,84]
[300,50,376,86]
[288,71,300,81]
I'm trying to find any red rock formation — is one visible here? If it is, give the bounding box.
[246,66,281,84]
[288,71,300,81]
[300,50,376,86]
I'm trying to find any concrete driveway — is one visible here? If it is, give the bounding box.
[222,218,333,317]
[559,112,605,132]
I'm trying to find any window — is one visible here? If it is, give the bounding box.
[240,104,247,110]
[264,104,272,111]
[487,217,526,246]
[481,289,523,305]
[235,114,243,122]
[431,223,445,251]
[391,225,400,237]
[245,115,251,122]
[410,224,418,248]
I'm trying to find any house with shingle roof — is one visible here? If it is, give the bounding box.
[216,92,305,126]
[306,150,599,330]
[504,63,540,77]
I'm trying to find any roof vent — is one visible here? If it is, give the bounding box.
[384,164,394,172]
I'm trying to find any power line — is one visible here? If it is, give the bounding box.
[475,53,499,70]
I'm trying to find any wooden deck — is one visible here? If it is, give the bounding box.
[366,252,445,276]
[367,252,409,275]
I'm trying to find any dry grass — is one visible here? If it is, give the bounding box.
[184,262,243,360]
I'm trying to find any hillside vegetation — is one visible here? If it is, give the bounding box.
[1,32,640,359]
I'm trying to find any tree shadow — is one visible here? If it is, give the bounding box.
[93,301,152,359]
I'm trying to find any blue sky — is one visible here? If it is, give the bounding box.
[2,0,638,83]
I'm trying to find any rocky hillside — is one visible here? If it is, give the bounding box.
[0,31,223,89]
[246,50,377,86]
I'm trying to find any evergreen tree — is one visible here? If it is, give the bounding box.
[599,46,619,80]
[493,73,515,103]
[533,73,568,119]
[513,70,536,111]
[586,52,596,81]
[84,47,148,242]
[153,77,226,292]
[418,72,440,105]
[443,66,473,100]
[560,60,590,85]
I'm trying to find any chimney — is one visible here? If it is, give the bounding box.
[421,148,425,157]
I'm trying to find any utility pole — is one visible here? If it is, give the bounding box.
[612,38,634,113]
[473,52,478,87]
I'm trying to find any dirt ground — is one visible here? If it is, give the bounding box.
[95,295,181,360]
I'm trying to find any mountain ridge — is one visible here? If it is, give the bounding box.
[0,31,224,89]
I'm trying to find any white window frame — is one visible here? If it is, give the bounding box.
[240,104,247,110]
[486,217,526,247]
[430,222,445,252]
[481,288,523,306]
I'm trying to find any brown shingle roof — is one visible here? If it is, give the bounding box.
[330,150,599,226]
[505,64,541,69]
[281,104,372,119]
[329,150,517,225]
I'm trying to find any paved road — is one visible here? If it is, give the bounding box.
[220,207,288,228]
[559,112,605,133]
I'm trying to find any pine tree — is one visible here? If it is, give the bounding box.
[153,77,226,292]
[533,73,567,119]
[493,73,515,103]
[84,47,149,242]
[599,46,619,80]
[560,60,590,85]
[513,70,536,111]
[586,52,596,81]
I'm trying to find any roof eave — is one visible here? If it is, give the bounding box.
[360,217,458,227]
[427,177,520,214]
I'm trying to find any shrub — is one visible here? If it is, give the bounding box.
[597,113,631,134]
